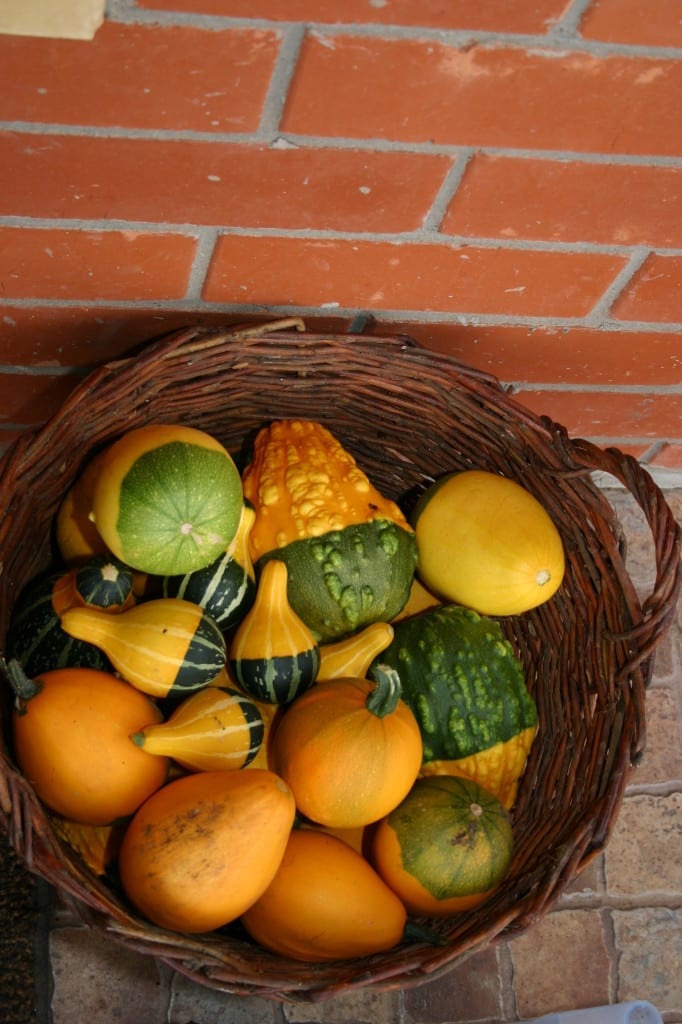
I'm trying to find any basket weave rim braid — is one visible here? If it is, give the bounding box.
[0,320,680,1002]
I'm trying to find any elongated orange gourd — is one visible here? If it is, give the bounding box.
[118,769,296,933]
[241,828,407,962]
[59,598,226,698]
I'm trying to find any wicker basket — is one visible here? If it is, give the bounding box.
[0,321,680,1002]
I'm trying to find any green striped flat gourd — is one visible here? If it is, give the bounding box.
[89,424,244,576]
[230,559,320,704]
[162,505,257,633]
[73,555,136,611]
[131,686,264,772]
[59,597,226,698]
[5,557,135,676]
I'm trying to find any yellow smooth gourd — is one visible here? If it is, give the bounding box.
[413,470,565,616]
[55,451,110,564]
[59,598,226,698]
[316,621,394,682]
[131,685,264,772]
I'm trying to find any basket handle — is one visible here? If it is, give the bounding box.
[560,430,681,672]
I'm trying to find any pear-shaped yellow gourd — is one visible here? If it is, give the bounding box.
[229,559,319,704]
[131,686,264,772]
[60,598,226,698]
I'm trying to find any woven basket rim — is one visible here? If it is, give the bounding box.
[0,321,680,1002]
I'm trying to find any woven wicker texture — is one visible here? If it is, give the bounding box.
[0,322,680,1002]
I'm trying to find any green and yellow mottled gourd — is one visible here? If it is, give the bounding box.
[241,420,418,642]
[60,598,226,698]
[230,559,320,704]
[131,686,265,772]
[371,775,514,916]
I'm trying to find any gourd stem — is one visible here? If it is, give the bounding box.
[365,663,401,718]
[0,657,43,704]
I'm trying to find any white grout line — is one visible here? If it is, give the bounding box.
[101,4,682,59]
[584,247,652,325]
[2,296,682,334]
[258,23,306,139]
[421,152,474,233]
[4,122,682,168]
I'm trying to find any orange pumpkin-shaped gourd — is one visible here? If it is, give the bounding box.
[8,660,168,825]
[270,664,422,829]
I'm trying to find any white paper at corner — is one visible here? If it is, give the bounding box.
[0,0,106,41]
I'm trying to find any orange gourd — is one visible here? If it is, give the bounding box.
[270,665,423,828]
[7,660,168,825]
[118,769,296,933]
[240,827,407,961]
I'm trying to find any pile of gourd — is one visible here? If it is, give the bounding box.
[2,419,565,962]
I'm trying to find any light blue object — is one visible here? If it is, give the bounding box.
[526,1002,662,1024]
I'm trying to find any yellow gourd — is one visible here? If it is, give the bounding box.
[59,598,226,698]
[413,470,565,616]
[317,621,394,682]
[131,686,265,772]
[229,559,320,704]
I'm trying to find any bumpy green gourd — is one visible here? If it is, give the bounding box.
[241,420,418,642]
[369,604,537,764]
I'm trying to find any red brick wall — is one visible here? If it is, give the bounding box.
[1,0,681,467]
